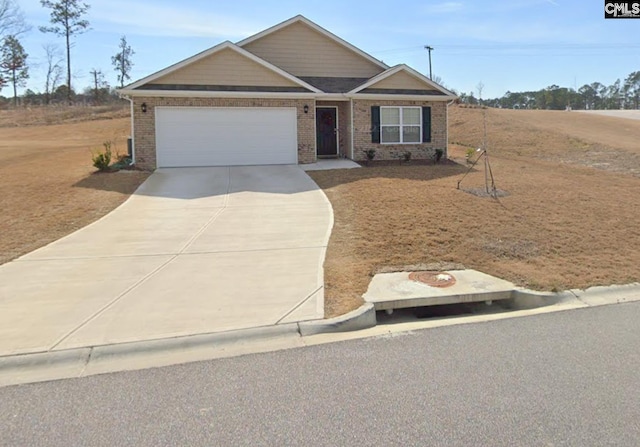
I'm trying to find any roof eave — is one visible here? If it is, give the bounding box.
[348,93,457,101]
[116,89,319,99]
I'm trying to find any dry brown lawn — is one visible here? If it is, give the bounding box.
[2,105,639,319]
[0,104,130,127]
[0,106,149,265]
[309,106,640,317]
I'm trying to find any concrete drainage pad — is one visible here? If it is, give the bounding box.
[363,269,516,311]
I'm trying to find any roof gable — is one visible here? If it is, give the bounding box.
[350,65,457,97]
[238,15,387,78]
[153,48,300,88]
[126,41,321,93]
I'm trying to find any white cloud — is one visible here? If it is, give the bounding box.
[89,1,263,39]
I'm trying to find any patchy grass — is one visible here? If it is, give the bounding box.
[0,103,129,128]
[0,108,149,265]
[309,106,640,317]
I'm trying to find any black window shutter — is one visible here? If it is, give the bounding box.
[422,106,432,143]
[371,106,380,143]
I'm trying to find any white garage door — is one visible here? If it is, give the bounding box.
[155,107,297,167]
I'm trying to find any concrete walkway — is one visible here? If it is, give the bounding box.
[0,166,332,357]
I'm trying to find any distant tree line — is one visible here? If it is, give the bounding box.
[0,0,135,107]
[457,71,640,110]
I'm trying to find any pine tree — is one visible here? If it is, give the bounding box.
[111,35,134,88]
[39,0,90,104]
[0,34,28,105]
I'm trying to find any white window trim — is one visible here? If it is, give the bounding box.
[380,106,422,145]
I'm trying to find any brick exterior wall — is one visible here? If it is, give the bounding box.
[352,99,448,162]
[132,97,316,170]
[131,96,448,169]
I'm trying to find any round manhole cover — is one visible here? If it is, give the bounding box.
[408,271,456,288]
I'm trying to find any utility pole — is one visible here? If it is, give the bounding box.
[89,68,104,105]
[424,45,434,80]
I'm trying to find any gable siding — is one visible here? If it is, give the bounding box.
[369,71,433,90]
[242,22,384,78]
[152,48,299,87]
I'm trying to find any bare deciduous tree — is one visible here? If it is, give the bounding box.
[476,81,485,104]
[43,43,63,104]
[0,0,29,38]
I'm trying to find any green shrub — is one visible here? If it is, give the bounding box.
[110,157,132,171]
[402,151,412,162]
[363,148,376,161]
[466,148,476,163]
[92,141,113,171]
[435,149,444,163]
[115,151,130,164]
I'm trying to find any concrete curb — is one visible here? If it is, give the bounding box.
[298,303,377,336]
[0,323,299,368]
[570,283,640,306]
[89,323,301,360]
[509,283,640,310]
[0,348,91,373]
[2,283,639,388]
[0,324,301,387]
[508,289,570,309]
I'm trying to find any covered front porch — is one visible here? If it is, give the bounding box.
[315,100,352,160]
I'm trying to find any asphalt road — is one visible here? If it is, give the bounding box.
[2,303,640,446]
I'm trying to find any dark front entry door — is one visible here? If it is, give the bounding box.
[316,107,338,157]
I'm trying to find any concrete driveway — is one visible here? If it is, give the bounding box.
[0,166,332,356]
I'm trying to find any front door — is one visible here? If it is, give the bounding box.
[316,107,338,157]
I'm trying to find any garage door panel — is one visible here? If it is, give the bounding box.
[155,107,297,167]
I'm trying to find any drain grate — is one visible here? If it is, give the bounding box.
[408,271,456,288]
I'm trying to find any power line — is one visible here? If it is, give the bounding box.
[373,43,640,56]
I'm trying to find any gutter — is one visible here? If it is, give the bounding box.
[445,99,456,158]
[117,88,457,102]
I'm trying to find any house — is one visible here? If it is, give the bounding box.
[118,15,457,169]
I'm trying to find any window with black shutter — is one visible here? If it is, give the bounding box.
[371,106,380,143]
[422,106,431,143]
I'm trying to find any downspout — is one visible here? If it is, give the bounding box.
[120,94,136,165]
[445,99,456,159]
[349,98,355,160]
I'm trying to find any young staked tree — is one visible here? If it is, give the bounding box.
[111,35,134,88]
[39,0,90,104]
[0,34,29,105]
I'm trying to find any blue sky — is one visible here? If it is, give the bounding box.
[12,0,640,98]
